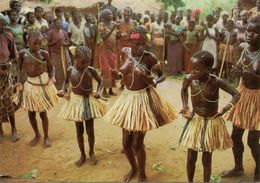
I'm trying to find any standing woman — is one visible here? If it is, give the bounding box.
[165,15,185,75]
[106,26,177,182]
[151,13,165,67]
[48,18,71,90]
[98,9,118,97]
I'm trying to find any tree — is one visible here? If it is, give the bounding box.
[157,0,185,10]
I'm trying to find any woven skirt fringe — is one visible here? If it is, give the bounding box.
[225,83,260,130]
[59,92,106,122]
[179,114,233,152]
[20,73,58,112]
[105,86,177,132]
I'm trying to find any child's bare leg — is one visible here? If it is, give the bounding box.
[221,126,244,177]
[133,132,147,182]
[39,112,51,148]
[202,152,212,182]
[0,123,3,143]
[108,88,116,95]
[75,122,86,167]
[102,89,109,98]
[122,129,137,183]
[248,130,260,181]
[9,113,20,142]
[85,119,97,165]
[28,111,41,146]
[187,149,198,182]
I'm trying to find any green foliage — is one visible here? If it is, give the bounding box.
[182,0,237,17]
[40,0,52,4]
[157,0,185,10]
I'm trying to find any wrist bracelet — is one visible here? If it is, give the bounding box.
[227,103,234,108]
[153,79,157,85]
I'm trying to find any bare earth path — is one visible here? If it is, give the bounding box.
[0,78,255,182]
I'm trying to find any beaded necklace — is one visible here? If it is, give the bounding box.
[238,46,260,68]
[191,75,219,103]
[71,67,92,91]
[27,49,46,64]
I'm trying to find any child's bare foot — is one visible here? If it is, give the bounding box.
[75,155,86,167]
[43,137,51,148]
[123,169,137,183]
[138,172,147,182]
[89,153,97,165]
[10,131,20,142]
[29,136,41,146]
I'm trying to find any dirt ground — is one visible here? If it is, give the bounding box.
[0,78,256,182]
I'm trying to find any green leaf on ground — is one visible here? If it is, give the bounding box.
[22,169,38,179]
[210,175,222,183]
[152,162,166,173]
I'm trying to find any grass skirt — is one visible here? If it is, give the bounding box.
[59,92,106,122]
[225,83,260,130]
[105,86,177,132]
[19,72,58,112]
[179,114,233,152]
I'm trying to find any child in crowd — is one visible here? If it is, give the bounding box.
[179,50,240,182]
[57,46,106,167]
[16,29,58,148]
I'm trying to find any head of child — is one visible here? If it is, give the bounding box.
[35,6,44,19]
[72,11,81,24]
[55,7,63,19]
[74,46,92,71]
[8,9,18,24]
[101,9,113,22]
[123,7,132,20]
[226,19,234,32]
[27,29,43,52]
[240,10,249,22]
[175,15,182,25]
[0,15,7,34]
[53,18,63,30]
[188,20,195,31]
[9,0,22,13]
[190,51,214,80]
[156,13,163,24]
[246,15,260,47]
[26,12,36,24]
[206,14,214,28]
[129,25,147,57]
[40,25,48,35]
[221,12,229,22]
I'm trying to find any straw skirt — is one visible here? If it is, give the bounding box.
[179,114,233,152]
[226,83,260,131]
[19,72,58,112]
[105,86,177,132]
[59,92,106,122]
